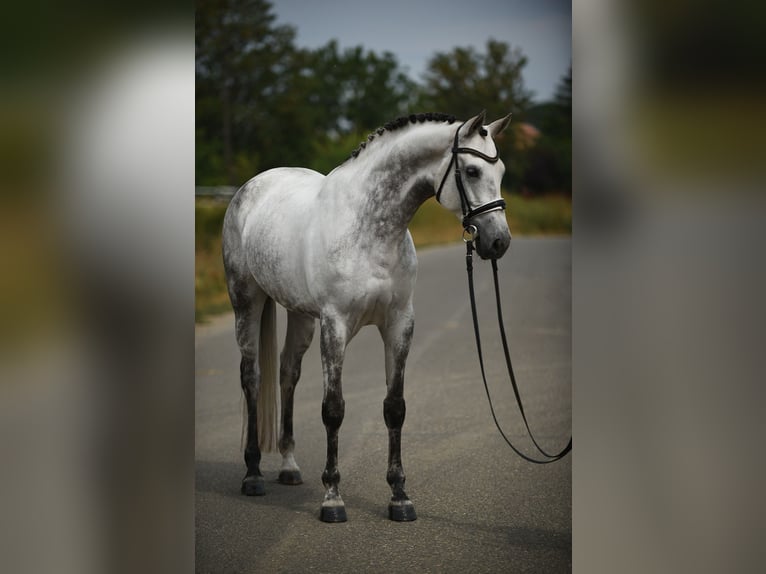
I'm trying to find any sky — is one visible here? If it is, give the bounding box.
[270,0,571,102]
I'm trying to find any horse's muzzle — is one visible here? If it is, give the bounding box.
[474,218,511,260]
[477,233,510,259]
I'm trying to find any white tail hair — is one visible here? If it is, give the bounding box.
[256,298,279,452]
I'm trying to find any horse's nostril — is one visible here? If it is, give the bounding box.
[490,235,510,257]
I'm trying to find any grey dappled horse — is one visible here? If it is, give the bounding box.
[222,111,512,522]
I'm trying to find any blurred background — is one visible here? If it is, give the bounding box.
[0,3,194,574]
[1,0,765,572]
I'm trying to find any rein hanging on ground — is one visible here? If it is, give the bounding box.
[464,237,572,464]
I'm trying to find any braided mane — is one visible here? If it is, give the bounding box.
[348,112,457,160]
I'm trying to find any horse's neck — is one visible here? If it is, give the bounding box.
[339,124,451,241]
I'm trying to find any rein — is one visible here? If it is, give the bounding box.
[465,239,572,464]
[438,121,572,464]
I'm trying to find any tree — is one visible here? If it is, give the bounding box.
[520,68,572,195]
[418,40,534,191]
[554,66,571,109]
[196,0,297,184]
[196,1,417,184]
[419,39,533,123]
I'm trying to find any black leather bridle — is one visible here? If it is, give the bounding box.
[437,119,572,464]
[434,121,507,231]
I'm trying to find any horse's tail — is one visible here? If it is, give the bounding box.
[257,297,279,453]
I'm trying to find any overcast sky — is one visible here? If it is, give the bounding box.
[270,0,571,102]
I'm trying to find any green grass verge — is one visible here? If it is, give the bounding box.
[195,200,230,322]
[195,193,570,322]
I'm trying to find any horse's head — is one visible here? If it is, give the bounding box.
[434,111,513,260]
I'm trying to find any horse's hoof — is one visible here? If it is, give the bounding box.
[388,499,417,522]
[320,504,347,523]
[278,469,303,485]
[241,475,266,496]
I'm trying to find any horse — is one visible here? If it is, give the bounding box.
[222,110,513,522]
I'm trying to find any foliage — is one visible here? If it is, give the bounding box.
[308,130,367,175]
[306,41,418,136]
[195,199,229,321]
[196,0,297,184]
[518,67,572,195]
[505,192,572,235]
[196,0,571,194]
[418,39,533,123]
[416,39,535,193]
[409,192,572,247]
[196,1,415,185]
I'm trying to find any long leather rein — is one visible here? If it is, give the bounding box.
[465,241,572,464]
[437,120,572,464]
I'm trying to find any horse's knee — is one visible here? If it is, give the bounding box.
[321,395,345,430]
[384,396,406,429]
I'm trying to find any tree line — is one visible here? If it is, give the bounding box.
[196,0,571,195]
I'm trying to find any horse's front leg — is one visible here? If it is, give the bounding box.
[381,309,417,521]
[318,314,348,522]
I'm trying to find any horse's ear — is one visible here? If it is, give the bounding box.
[488,113,512,138]
[465,110,487,136]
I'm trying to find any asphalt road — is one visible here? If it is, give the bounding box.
[195,238,571,573]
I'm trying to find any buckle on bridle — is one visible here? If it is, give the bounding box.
[463,225,478,243]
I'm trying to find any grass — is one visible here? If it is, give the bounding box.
[410,192,572,245]
[195,192,571,322]
[195,199,231,322]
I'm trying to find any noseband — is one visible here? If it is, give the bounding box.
[435,121,507,230]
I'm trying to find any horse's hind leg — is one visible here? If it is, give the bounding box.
[380,310,417,521]
[231,281,270,496]
[277,311,315,485]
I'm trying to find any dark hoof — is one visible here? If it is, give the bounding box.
[278,469,303,485]
[388,500,417,522]
[241,475,266,496]
[320,504,347,523]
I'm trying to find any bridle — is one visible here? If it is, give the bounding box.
[434,121,507,233]
[437,119,572,464]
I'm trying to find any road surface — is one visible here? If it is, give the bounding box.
[196,238,571,573]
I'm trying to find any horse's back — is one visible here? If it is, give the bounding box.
[223,167,325,313]
[225,166,322,243]
[226,167,323,223]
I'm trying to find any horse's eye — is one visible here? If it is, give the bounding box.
[465,166,480,178]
